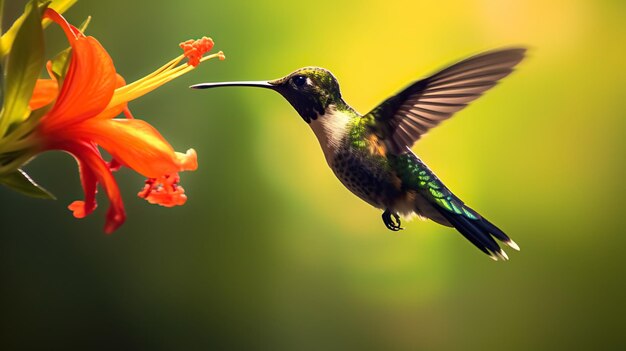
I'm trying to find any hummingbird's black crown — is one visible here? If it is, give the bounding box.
[269,67,342,123]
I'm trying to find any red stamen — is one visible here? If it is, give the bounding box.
[179,36,215,67]
[138,174,188,207]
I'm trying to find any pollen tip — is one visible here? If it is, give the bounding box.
[180,37,216,67]
[138,175,189,207]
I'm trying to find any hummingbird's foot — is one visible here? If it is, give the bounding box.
[382,209,403,231]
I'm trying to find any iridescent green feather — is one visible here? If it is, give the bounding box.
[348,115,374,149]
[390,153,478,220]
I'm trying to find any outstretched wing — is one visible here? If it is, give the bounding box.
[366,48,526,154]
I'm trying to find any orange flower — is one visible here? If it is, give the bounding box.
[27,9,224,233]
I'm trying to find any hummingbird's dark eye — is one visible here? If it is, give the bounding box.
[292,75,307,87]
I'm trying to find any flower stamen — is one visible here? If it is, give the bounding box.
[3,5,224,233]
[180,36,214,67]
[138,173,188,207]
[106,43,224,110]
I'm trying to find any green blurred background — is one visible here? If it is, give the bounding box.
[2,0,625,349]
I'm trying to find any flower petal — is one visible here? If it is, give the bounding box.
[41,10,117,130]
[93,74,129,120]
[67,142,98,218]
[29,79,59,110]
[61,140,126,233]
[64,118,195,178]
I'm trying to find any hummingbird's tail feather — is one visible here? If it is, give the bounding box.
[392,150,519,259]
[436,207,518,261]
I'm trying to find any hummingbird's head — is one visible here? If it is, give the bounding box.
[267,67,341,123]
[190,67,342,123]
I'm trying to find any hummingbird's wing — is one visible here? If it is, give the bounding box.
[366,48,526,154]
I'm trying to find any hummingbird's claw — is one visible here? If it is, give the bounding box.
[382,209,403,231]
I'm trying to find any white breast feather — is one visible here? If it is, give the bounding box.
[308,105,351,165]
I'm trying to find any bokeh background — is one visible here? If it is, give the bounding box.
[1,0,625,349]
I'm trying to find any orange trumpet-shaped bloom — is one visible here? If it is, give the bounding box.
[29,9,223,233]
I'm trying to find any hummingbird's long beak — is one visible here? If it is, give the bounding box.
[189,81,275,89]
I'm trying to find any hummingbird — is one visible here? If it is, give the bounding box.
[191,48,525,260]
